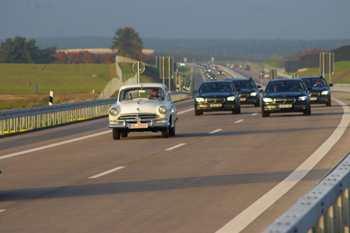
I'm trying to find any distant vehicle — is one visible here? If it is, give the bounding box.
[108,83,178,139]
[264,72,270,78]
[261,79,311,117]
[217,70,224,75]
[194,81,241,115]
[245,65,250,70]
[224,77,262,107]
[300,75,333,106]
[239,65,244,68]
[179,63,185,66]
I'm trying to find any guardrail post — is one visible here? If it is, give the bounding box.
[325,205,335,232]
[314,215,325,233]
[343,188,350,232]
[1,120,4,135]
[335,196,343,233]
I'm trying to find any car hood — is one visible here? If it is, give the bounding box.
[263,92,306,98]
[310,87,329,92]
[240,88,257,93]
[197,92,235,98]
[117,100,163,114]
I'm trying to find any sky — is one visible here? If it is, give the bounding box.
[1,0,350,40]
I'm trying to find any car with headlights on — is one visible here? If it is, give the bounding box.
[194,81,241,116]
[300,75,333,106]
[108,83,178,139]
[261,79,311,117]
[224,77,262,107]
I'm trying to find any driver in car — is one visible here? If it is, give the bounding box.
[148,89,163,100]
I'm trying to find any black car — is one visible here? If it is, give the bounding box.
[300,75,333,106]
[194,81,241,116]
[224,77,262,107]
[261,78,311,117]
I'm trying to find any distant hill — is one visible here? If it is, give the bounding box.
[1,36,350,59]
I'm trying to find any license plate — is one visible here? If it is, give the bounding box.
[310,97,317,101]
[129,123,148,129]
[279,104,292,108]
[240,98,246,101]
[210,104,222,107]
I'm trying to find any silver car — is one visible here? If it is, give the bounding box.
[108,83,178,140]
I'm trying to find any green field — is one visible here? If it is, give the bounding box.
[296,61,350,84]
[0,63,116,94]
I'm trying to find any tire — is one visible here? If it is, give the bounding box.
[303,106,311,116]
[112,129,120,140]
[233,106,240,114]
[161,126,169,138]
[255,100,260,107]
[121,132,128,138]
[326,101,331,107]
[169,123,176,136]
[262,111,269,117]
[195,109,202,116]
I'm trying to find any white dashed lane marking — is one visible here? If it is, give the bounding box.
[234,119,244,123]
[89,166,125,179]
[165,143,186,151]
[209,129,222,134]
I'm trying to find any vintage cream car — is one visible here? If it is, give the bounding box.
[108,83,178,140]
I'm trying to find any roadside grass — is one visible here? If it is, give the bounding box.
[0,97,50,111]
[0,63,115,94]
[296,61,350,84]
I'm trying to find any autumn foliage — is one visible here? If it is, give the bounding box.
[292,48,328,60]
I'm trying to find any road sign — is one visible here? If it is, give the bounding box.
[132,61,145,83]
[159,57,174,91]
[320,53,335,83]
[269,69,278,80]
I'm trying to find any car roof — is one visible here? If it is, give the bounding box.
[201,80,232,84]
[120,83,167,90]
[268,78,303,83]
[299,76,325,79]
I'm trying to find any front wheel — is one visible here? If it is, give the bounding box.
[326,101,331,107]
[162,126,169,138]
[255,100,261,107]
[112,129,120,140]
[121,132,128,138]
[262,111,269,117]
[195,109,202,116]
[169,123,176,136]
[303,106,311,116]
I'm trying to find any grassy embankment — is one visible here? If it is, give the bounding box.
[0,63,115,111]
[295,61,350,84]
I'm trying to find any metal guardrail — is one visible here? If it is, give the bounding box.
[264,151,350,233]
[0,92,190,136]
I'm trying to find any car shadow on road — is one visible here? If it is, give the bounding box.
[0,168,331,202]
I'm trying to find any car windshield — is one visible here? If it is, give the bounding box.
[302,78,327,87]
[231,80,256,89]
[119,87,164,101]
[199,83,234,93]
[266,81,305,93]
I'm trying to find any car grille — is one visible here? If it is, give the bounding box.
[274,98,296,104]
[118,114,159,122]
[205,98,225,103]
[310,92,320,97]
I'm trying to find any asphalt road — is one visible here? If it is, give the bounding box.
[1,66,350,233]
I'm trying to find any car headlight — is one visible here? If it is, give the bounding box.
[298,96,308,101]
[321,91,329,95]
[227,96,235,101]
[158,106,167,114]
[109,108,118,116]
[250,92,258,96]
[196,97,205,102]
[263,98,273,103]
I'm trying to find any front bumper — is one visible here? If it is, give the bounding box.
[195,103,236,112]
[109,121,170,129]
[239,97,259,104]
[262,103,309,113]
[309,95,331,104]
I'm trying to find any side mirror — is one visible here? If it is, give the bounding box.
[193,90,198,94]
[259,89,264,93]
[236,89,241,94]
[307,87,312,93]
[257,85,262,88]
[329,83,333,87]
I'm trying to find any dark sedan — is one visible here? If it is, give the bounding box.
[194,81,241,116]
[300,75,333,106]
[261,79,311,117]
[224,77,262,107]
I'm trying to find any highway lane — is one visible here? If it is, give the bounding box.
[1,78,350,232]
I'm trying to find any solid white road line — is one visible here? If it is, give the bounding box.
[234,119,244,123]
[252,113,258,116]
[209,129,222,134]
[0,131,110,160]
[177,108,194,115]
[165,143,186,151]
[89,166,125,179]
[216,98,350,233]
